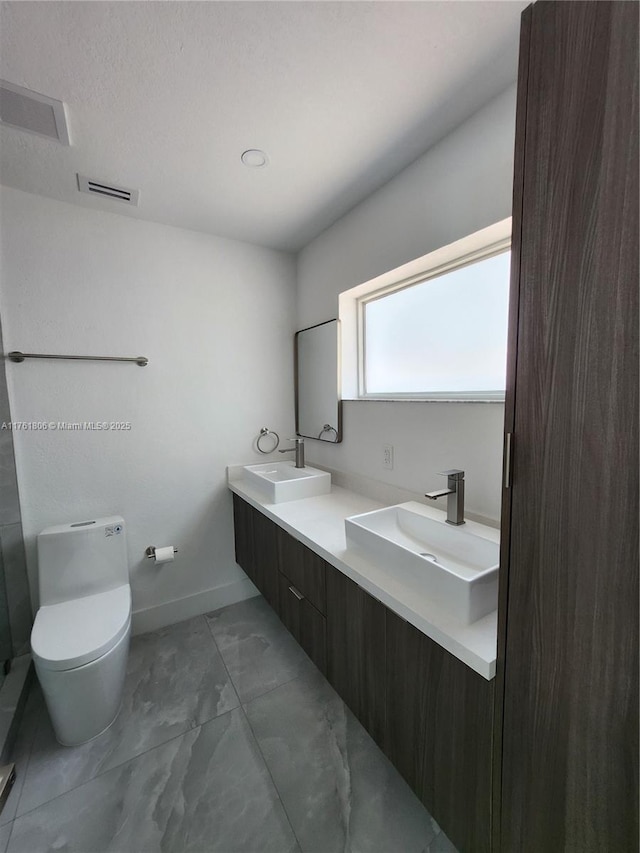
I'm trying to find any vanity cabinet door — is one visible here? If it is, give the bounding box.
[278,573,327,674]
[232,496,279,610]
[497,5,638,849]
[385,609,494,853]
[232,494,254,578]
[252,509,279,611]
[276,528,326,614]
[325,565,386,744]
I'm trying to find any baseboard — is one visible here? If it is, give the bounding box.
[131,578,259,636]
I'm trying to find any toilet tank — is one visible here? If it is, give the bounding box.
[37,516,129,606]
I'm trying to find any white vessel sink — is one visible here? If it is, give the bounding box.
[243,461,331,503]
[345,502,499,624]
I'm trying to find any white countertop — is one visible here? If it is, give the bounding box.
[227,466,498,680]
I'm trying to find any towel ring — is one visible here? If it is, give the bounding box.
[317,424,338,440]
[257,427,280,454]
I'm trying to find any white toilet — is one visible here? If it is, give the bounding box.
[31,515,132,746]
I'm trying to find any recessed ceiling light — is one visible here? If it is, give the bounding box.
[0,79,70,145]
[241,149,269,168]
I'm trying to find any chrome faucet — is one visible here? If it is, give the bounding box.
[425,469,465,525]
[279,437,305,468]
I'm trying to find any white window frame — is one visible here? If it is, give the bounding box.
[352,228,511,403]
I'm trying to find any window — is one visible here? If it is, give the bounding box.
[358,245,510,401]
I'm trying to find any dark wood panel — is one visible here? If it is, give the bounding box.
[492,7,532,852]
[386,610,493,853]
[252,509,279,611]
[276,528,326,614]
[278,570,302,640]
[232,493,254,580]
[325,565,386,744]
[498,3,639,851]
[232,496,279,608]
[278,573,326,674]
[299,597,326,675]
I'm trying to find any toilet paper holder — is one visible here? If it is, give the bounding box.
[145,546,179,559]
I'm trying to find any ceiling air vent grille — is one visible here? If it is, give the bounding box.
[77,174,140,206]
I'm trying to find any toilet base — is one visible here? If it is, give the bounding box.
[35,618,130,747]
[55,697,123,748]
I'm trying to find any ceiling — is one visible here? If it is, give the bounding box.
[0,1,527,252]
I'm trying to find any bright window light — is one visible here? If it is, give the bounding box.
[362,250,510,399]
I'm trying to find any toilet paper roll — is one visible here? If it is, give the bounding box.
[154,546,175,564]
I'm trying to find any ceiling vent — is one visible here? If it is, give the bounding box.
[0,80,70,144]
[77,174,140,206]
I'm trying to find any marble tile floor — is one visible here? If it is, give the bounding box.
[0,596,458,853]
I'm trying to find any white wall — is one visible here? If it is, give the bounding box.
[296,87,517,522]
[0,187,296,630]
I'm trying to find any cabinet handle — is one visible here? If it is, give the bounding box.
[288,585,304,601]
[504,432,513,489]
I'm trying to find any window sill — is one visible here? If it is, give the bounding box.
[342,394,505,405]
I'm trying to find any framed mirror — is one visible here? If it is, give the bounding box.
[295,319,342,443]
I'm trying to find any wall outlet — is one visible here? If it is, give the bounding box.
[383,444,394,470]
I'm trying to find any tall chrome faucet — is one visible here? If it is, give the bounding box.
[279,437,305,468]
[425,469,465,525]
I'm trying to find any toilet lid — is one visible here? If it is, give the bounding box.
[31,584,131,671]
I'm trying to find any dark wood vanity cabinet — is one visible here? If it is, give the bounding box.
[232,495,493,853]
[276,527,327,674]
[233,497,328,672]
[325,563,494,853]
[277,572,327,674]
[385,611,494,853]
[276,528,326,615]
[252,509,279,610]
[232,493,254,576]
[231,493,279,610]
[325,565,386,745]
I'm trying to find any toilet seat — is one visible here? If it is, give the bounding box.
[32,584,131,672]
